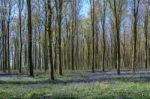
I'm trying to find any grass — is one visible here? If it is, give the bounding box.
[0,71,150,99]
[52,82,150,99]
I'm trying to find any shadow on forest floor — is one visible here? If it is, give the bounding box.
[0,70,150,85]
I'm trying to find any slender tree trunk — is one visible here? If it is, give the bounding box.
[27,0,34,76]
[90,0,95,73]
[87,38,90,69]
[71,17,74,71]
[132,0,140,72]
[144,7,148,69]
[47,0,54,80]
[19,0,22,73]
[44,2,48,72]
[58,0,63,75]
[7,1,11,73]
[102,0,106,72]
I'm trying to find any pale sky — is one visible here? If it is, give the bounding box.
[80,0,90,18]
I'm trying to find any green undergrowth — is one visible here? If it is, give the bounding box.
[0,71,150,99]
[52,82,150,99]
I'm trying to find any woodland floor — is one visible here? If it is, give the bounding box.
[0,70,150,99]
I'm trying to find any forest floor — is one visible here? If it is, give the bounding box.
[0,70,150,99]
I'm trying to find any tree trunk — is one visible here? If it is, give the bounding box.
[27,0,34,76]
[47,0,54,80]
[19,0,22,73]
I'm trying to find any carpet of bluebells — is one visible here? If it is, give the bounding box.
[0,71,150,99]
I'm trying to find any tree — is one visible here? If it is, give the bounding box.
[54,0,63,75]
[47,0,54,80]
[18,0,23,73]
[90,0,95,73]
[7,0,12,73]
[1,0,7,72]
[144,6,149,68]
[71,0,76,71]
[100,0,107,72]
[43,0,48,72]
[27,0,34,76]
[132,0,140,72]
[109,0,127,74]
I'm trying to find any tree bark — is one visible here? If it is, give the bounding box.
[27,0,34,76]
[47,0,54,80]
